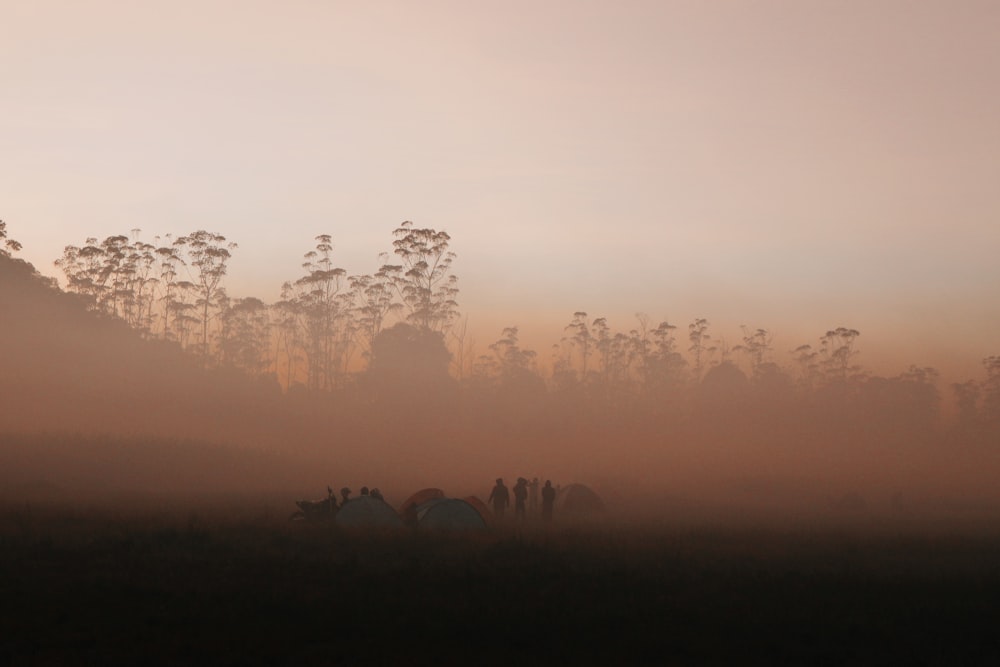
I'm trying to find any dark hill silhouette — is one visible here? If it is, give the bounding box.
[0,256,473,504]
[4,254,999,520]
[0,255,342,503]
[0,254,276,441]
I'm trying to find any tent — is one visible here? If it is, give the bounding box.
[398,487,446,516]
[556,483,605,515]
[397,488,446,526]
[335,495,404,528]
[416,498,488,531]
[461,495,495,529]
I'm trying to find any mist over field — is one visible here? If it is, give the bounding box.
[2,221,998,530]
[4,5,1000,659]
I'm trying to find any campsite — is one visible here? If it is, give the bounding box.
[5,6,1000,659]
[3,485,1000,665]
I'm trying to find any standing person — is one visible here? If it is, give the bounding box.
[327,486,337,514]
[541,480,556,522]
[488,478,510,520]
[529,478,540,515]
[513,478,529,522]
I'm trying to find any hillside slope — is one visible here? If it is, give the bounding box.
[0,255,284,441]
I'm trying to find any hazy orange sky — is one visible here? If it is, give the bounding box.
[3,1,999,379]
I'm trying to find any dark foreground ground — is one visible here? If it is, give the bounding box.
[2,506,999,666]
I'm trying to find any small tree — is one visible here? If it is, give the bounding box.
[448,314,475,380]
[819,327,861,383]
[688,318,714,381]
[217,297,272,376]
[629,315,686,396]
[590,317,631,395]
[899,365,941,418]
[734,326,773,377]
[562,311,593,379]
[350,257,402,363]
[952,380,981,432]
[490,327,537,378]
[478,326,545,398]
[981,355,1000,428]
[790,344,820,394]
[55,237,108,309]
[0,220,22,257]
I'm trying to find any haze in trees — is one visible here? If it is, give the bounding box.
[1,218,999,527]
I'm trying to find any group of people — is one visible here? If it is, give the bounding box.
[338,485,384,504]
[488,477,557,522]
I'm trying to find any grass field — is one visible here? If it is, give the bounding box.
[2,505,999,666]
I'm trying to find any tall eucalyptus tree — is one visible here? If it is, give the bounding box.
[280,235,353,390]
[819,327,861,383]
[350,257,402,363]
[628,315,685,395]
[381,221,459,333]
[688,318,714,382]
[174,230,237,362]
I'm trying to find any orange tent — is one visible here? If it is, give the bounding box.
[397,487,446,526]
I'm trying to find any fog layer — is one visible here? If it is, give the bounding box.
[2,244,998,527]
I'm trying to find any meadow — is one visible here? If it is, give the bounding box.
[2,502,998,666]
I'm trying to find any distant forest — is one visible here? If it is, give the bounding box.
[2,219,998,450]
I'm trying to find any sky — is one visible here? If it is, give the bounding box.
[3,0,999,380]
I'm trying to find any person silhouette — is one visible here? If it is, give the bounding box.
[327,486,337,513]
[529,477,540,514]
[513,477,529,521]
[541,480,556,522]
[340,487,352,505]
[488,478,510,519]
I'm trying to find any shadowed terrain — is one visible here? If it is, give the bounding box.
[2,508,998,666]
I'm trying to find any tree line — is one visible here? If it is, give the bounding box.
[2,219,999,438]
[42,222,457,392]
